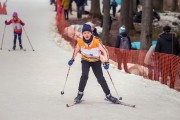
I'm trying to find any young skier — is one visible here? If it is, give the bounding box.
[5,12,25,50]
[68,24,119,104]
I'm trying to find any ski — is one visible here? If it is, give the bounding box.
[104,98,136,108]
[66,100,84,108]
[8,49,26,52]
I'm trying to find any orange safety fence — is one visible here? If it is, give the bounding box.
[55,1,180,91]
[0,2,7,15]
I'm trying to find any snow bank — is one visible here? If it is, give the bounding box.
[49,18,73,51]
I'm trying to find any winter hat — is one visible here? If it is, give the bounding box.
[163,25,171,32]
[82,24,92,33]
[119,25,126,33]
[12,12,18,18]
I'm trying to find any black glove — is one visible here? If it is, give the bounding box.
[5,20,7,24]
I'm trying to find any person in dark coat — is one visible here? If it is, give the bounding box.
[69,0,74,15]
[76,0,85,19]
[91,24,99,37]
[50,0,55,5]
[115,26,131,73]
[133,10,160,23]
[155,25,180,88]
[115,27,132,49]
[110,0,118,17]
[155,26,179,55]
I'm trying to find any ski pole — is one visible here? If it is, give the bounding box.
[22,27,35,51]
[61,66,71,95]
[61,46,76,95]
[106,70,122,100]
[0,25,6,50]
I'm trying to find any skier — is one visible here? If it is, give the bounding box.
[5,12,25,50]
[68,24,119,104]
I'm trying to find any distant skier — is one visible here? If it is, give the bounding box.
[68,24,119,104]
[5,12,25,50]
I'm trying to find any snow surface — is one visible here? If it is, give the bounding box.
[0,0,180,120]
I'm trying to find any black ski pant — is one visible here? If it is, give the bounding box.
[78,60,110,96]
[14,33,22,47]
[64,10,69,20]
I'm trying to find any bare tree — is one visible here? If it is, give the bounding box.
[132,0,138,11]
[172,0,178,11]
[119,0,130,33]
[140,0,153,50]
[129,0,135,30]
[101,0,111,45]
[90,0,102,18]
[164,0,178,11]
[152,0,164,12]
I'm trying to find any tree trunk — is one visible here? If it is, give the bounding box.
[164,0,178,11]
[172,0,178,11]
[132,0,138,11]
[152,0,164,12]
[140,0,153,50]
[90,0,102,18]
[119,0,130,33]
[129,0,135,30]
[101,0,110,45]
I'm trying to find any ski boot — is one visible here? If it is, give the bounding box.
[20,45,23,50]
[12,46,16,50]
[106,94,119,104]
[74,92,83,103]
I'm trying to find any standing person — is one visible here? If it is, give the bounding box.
[62,0,70,20]
[115,26,131,72]
[91,24,99,37]
[115,26,131,50]
[50,0,55,5]
[85,22,99,37]
[68,24,119,103]
[110,0,118,17]
[155,25,180,87]
[76,0,85,19]
[5,12,25,50]
[155,26,179,55]
[69,0,74,15]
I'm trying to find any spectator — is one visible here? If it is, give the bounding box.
[110,0,118,17]
[50,0,55,5]
[76,0,85,19]
[155,25,180,88]
[62,0,70,20]
[91,24,99,37]
[84,0,88,5]
[133,10,160,23]
[69,0,74,15]
[144,45,159,80]
[115,26,132,50]
[155,26,179,55]
[115,26,131,72]
[85,22,100,37]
